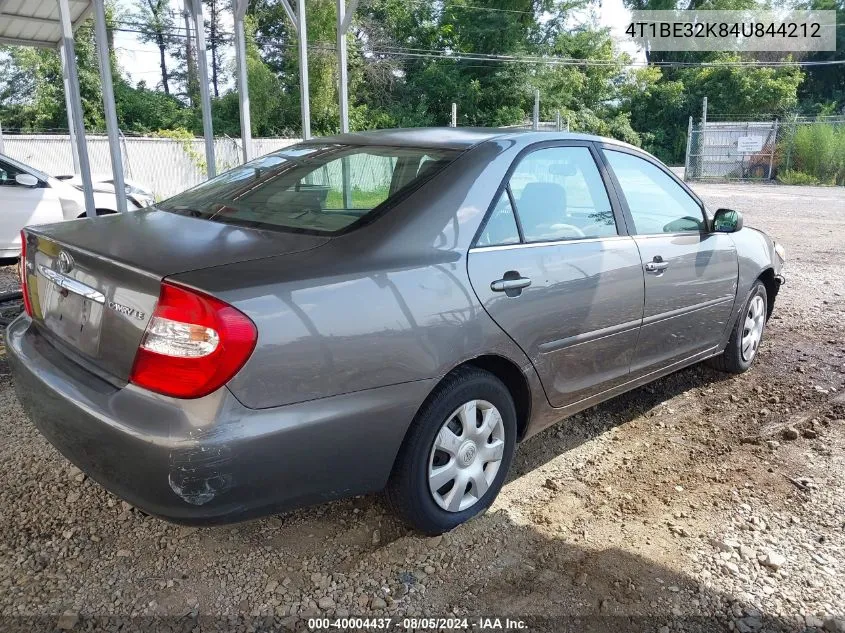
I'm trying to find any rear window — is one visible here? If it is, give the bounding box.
[156,144,460,235]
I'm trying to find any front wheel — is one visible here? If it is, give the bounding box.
[709,280,768,374]
[386,367,517,534]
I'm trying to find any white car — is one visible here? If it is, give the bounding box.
[0,153,154,259]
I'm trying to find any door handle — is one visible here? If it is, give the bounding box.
[644,256,669,274]
[491,275,532,293]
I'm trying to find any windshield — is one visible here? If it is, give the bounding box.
[156,143,460,235]
[0,153,50,182]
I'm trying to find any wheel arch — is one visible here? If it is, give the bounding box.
[77,208,117,218]
[400,354,532,451]
[462,354,532,441]
[757,267,779,319]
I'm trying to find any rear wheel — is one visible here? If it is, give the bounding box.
[709,280,768,374]
[77,209,116,218]
[386,367,517,534]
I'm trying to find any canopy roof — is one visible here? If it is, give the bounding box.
[0,0,91,48]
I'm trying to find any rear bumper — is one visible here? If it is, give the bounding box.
[7,316,432,524]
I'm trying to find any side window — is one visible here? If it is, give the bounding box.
[476,191,520,247]
[509,146,617,242]
[0,160,25,186]
[605,150,704,235]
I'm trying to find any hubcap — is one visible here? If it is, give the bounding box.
[741,295,766,362]
[428,399,506,513]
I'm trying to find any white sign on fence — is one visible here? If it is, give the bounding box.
[736,136,764,154]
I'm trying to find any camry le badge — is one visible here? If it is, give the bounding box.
[108,301,145,321]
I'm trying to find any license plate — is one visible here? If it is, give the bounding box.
[39,268,105,358]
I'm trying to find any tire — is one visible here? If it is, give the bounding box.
[386,366,517,535]
[709,280,768,374]
[77,209,116,219]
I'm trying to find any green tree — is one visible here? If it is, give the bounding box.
[133,0,176,95]
[0,21,107,131]
[212,15,291,136]
[203,0,226,97]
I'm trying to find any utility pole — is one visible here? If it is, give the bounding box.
[183,6,197,106]
[532,89,540,130]
[451,103,457,127]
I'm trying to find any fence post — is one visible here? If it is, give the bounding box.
[767,119,778,180]
[450,103,457,128]
[532,89,540,131]
[684,116,693,181]
[699,97,708,179]
[785,114,798,173]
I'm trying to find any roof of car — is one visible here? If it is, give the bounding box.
[314,127,639,151]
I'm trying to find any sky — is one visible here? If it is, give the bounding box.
[112,0,642,92]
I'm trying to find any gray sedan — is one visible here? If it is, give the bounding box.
[8,128,785,534]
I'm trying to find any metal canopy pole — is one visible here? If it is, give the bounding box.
[336,0,358,134]
[296,0,311,140]
[93,0,127,213]
[233,0,252,163]
[187,0,216,177]
[336,0,357,209]
[57,0,95,217]
[59,42,81,174]
[280,0,311,140]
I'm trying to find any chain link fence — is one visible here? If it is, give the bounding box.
[684,116,845,184]
[0,134,300,198]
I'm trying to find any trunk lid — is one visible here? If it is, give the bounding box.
[22,210,328,383]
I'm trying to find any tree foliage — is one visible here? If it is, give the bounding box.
[0,0,839,167]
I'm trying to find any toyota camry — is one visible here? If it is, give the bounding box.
[8,128,785,534]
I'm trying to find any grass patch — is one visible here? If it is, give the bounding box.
[785,124,845,186]
[777,170,820,186]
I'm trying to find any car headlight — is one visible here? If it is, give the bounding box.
[127,194,154,209]
[774,241,786,262]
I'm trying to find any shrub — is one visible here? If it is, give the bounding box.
[786,124,845,186]
[777,170,820,185]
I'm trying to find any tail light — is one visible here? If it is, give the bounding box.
[20,230,33,317]
[129,282,257,399]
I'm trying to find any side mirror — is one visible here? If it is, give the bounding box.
[713,208,743,233]
[15,173,39,188]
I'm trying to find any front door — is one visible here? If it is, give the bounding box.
[601,147,738,373]
[467,143,645,408]
[0,159,55,256]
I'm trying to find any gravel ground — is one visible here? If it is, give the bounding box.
[0,182,843,632]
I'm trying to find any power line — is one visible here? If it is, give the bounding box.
[358,47,845,68]
[110,28,845,70]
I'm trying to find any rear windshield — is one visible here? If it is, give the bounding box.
[156,143,460,235]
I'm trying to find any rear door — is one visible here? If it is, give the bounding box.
[600,146,738,373]
[467,141,645,408]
